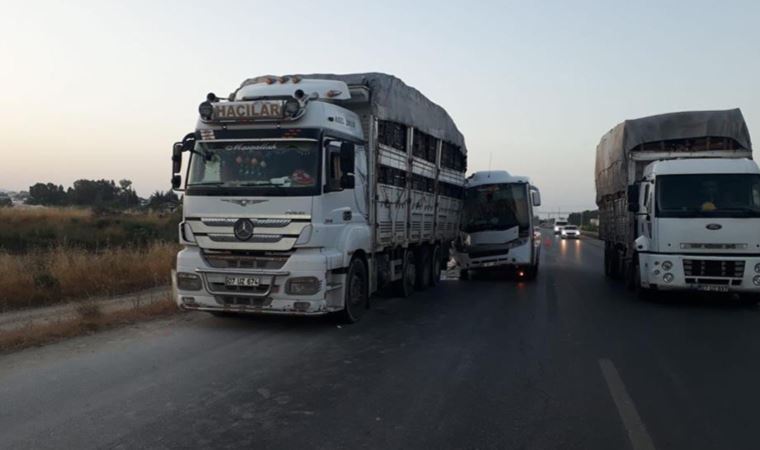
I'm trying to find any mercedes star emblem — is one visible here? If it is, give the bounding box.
[233,218,255,241]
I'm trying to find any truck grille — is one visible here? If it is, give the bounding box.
[202,250,290,270]
[682,259,744,278]
[208,282,274,295]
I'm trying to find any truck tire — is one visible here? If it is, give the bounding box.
[393,250,416,298]
[624,256,637,291]
[338,257,369,323]
[604,243,614,278]
[429,245,442,287]
[605,244,621,280]
[415,246,432,290]
[460,269,470,281]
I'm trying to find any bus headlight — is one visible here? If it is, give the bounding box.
[661,261,673,271]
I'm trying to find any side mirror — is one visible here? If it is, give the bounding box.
[627,184,640,212]
[531,189,542,207]
[341,174,355,189]
[340,142,355,174]
[171,174,182,190]
[172,142,183,174]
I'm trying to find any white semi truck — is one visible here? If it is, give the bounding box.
[171,73,467,322]
[454,170,542,280]
[595,109,760,300]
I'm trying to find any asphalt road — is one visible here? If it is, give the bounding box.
[3,234,760,449]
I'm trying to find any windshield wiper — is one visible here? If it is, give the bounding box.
[236,182,290,187]
[188,181,226,186]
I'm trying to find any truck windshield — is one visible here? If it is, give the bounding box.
[463,183,530,233]
[187,140,320,195]
[656,174,760,218]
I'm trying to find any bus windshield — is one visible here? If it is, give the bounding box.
[462,183,531,233]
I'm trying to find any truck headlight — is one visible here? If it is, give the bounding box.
[286,277,321,295]
[755,263,760,274]
[753,275,760,287]
[177,272,202,291]
[181,222,197,244]
[295,225,312,245]
[661,261,673,271]
[663,273,674,283]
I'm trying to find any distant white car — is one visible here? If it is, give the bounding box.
[561,225,580,239]
[554,220,568,234]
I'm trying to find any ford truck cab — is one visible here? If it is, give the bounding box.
[632,158,760,295]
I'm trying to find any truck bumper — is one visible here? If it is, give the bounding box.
[173,247,345,316]
[639,253,760,293]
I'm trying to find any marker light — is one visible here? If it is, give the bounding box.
[284,98,300,117]
[663,273,674,283]
[661,261,673,271]
[198,101,213,120]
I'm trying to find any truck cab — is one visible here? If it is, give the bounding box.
[632,158,760,295]
[454,171,542,280]
[172,78,371,319]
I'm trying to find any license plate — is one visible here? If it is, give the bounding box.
[696,285,729,293]
[225,276,260,287]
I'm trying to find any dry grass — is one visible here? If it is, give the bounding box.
[0,206,179,253]
[0,295,178,353]
[0,206,92,222]
[0,241,179,311]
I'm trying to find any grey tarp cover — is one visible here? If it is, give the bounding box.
[595,108,752,204]
[237,73,466,155]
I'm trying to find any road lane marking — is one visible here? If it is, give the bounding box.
[599,358,656,450]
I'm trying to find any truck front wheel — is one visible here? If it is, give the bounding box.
[338,257,369,323]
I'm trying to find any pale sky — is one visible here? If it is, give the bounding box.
[1,0,758,212]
